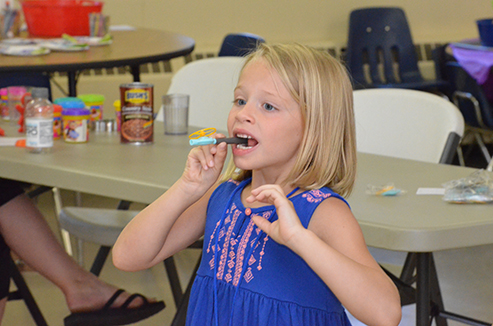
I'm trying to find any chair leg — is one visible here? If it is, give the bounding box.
[170,253,201,326]
[474,133,492,164]
[89,246,112,276]
[456,146,466,167]
[52,187,74,256]
[8,257,48,326]
[487,157,493,172]
[164,257,183,308]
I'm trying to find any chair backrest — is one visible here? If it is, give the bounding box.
[0,72,52,100]
[346,7,422,88]
[156,57,245,131]
[353,88,464,164]
[444,61,493,129]
[218,33,265,57]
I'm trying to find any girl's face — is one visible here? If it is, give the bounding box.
[227,58,304,182]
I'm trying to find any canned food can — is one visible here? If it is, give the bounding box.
[119,83,153,145]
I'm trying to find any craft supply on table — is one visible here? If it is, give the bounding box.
[53,104,62,140]
[113,99,121,131]
[0,88,7,120]
[78,94,105,122]
[7,86,27,124]
[119,83,154,145]
[442,169,493,203]
[25,87,54,153]
[366,183,404,196]
[62,107,90,143]
[89,13,109,37]
[1,3,20,38]
[55,97,89,143]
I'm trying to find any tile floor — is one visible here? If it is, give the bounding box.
[4,145,493,326]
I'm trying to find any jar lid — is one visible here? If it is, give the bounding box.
[113,99,121,111]
[0,88,7,95]
[7,86,27,96]
[54,97,86,109]
[62,108,90,116]
[78,94,105,103]
[53,104,63,113]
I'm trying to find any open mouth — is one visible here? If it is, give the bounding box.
[235,133,258,150]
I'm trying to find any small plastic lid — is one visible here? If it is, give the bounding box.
[113,99,121,111]
[31,87,49,99]
[53,104,63,113]
[78,94,105,103]
[54,97,86,109]
[62,108,90,116]
[0,88,7,95]
[7,86,27,96]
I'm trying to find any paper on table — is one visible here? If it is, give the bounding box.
[109,25,136,31]
[0,137,25,146]
[416,188,446,195]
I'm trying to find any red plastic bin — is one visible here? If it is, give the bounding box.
[21,0,104,37]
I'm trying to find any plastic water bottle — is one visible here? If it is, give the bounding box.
[25,87,53,153]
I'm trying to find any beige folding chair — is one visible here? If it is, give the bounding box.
[56,57,244,314]
[353,88,465,324]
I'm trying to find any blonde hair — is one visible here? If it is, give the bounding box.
[222,43,357,197]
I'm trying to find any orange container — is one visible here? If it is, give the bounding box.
[21,0,104,37]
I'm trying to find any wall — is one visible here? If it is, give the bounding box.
[102,0,492,47]
[50,0,493,116]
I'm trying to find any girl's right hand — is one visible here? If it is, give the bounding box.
[180,134,228,194]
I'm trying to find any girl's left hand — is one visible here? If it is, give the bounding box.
[246,185,304,247]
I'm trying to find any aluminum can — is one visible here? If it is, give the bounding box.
[119,83,154,144]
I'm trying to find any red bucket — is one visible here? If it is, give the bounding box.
[21,0,104,37]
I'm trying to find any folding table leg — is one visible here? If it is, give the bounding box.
[430,256,448,326]
[416,252,432,326]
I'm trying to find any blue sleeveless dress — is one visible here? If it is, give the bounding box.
[186,179,352,326]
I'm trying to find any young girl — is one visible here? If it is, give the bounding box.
[113,43,402,326]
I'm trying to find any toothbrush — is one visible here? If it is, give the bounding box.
[189,136,248,146]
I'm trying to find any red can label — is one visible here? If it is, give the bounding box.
[119,83,153,144]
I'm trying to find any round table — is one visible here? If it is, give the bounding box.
[0,28,195,96]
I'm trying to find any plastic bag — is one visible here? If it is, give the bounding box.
[366,183,404,196]
[442,169,493,204]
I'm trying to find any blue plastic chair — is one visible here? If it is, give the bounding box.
[218,33,265,57]
[345,7,447,91]
[444,61,493,168]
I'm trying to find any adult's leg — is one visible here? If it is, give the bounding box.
[0,185,146,313]
[0,233,9,325]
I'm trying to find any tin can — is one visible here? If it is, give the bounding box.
[119,83,153,145]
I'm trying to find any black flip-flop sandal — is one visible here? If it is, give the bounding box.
[64,289,165,326]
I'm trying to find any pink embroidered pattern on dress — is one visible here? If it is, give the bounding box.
[233,219,256,286]
[216,207,241,280]
[206,220,221,254]
[302,189,332,203]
